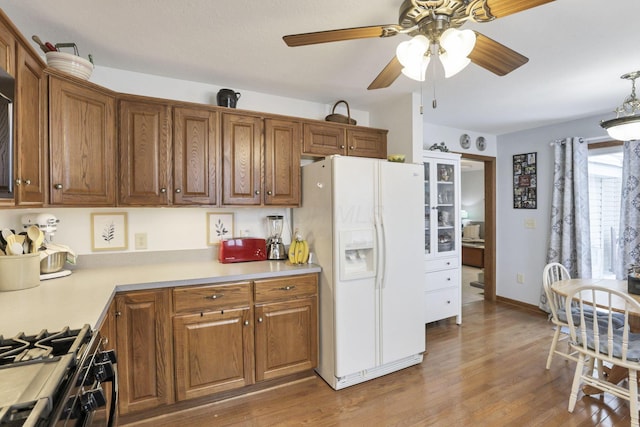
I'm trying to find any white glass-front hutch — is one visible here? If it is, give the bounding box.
[423,151,461,325]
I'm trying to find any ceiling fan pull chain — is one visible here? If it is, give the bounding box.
[432,83,437,109]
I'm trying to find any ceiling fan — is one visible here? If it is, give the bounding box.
[283,0,555,90]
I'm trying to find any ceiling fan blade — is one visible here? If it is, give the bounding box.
[485,0,555,19]
[468,32,529,76]
[368,56,403,90]
[283,25,393,47]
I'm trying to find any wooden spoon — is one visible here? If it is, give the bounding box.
[27,225,43,253]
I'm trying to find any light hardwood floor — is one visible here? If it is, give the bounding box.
[124,301,633,426]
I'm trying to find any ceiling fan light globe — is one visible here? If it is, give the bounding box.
[440,28,476,58]
[401,56,430,82]
[396,35,429,68]
[440,53,470,78]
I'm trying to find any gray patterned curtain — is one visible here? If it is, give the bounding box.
[540,137,591,312]
[615,140,640,279]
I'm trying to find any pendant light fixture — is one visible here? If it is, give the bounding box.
[600,71,640,141]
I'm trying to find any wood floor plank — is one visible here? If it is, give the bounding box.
[122,301,638,426]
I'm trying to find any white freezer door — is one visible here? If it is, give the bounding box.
[333,157,378,376]
[378,161,426,363]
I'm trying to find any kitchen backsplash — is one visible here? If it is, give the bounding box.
[0,207,292,258]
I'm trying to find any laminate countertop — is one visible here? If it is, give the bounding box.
[0,260,321,337]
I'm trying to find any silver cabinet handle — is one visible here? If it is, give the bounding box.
[279,285,295,291]
[205,294,224,300]
[340,145,345,149]
[258,317,263,323]
[115,311,122,317]
[24,179,31,185]
[255,190,260,195]
[267,191,272,195]
[349,146,355,150]
[175,188,181,193]
[15,178,21,185]
[244,320,249,326]
[54,184,63,190]
[160,188,167,193]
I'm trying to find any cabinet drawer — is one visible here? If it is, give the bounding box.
[425,268,459,292]
[173,282,251,314]
[254,274,317,304]
[424,287,459,323]
[425,257,459,272]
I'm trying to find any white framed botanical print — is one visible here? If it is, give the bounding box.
[207,212,234,245]
[91,212,128,251]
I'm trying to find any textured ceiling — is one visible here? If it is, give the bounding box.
[1,0,639,135]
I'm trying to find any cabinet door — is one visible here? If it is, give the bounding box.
[221,113,262,205]
[118,99,171,205]
[346,128,387,159]
[49,76,116,205]
[302,123,345,156]
[424,155,460,258]
[0,21,14,75]
[15,44,47,206]
[264,118,300,206]
[173,308,254,401]
[115,289,174,415]
[255,297,317,381]
[173,106,217,205]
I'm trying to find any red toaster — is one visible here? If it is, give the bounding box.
[218,238,267,263]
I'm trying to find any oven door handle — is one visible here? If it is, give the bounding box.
[107,363,118,427]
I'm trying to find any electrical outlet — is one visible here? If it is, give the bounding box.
[517,273,525,284]
[524,218,536,229]
[135,233,147,250]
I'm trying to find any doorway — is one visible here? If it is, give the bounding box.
[461,153,496,302]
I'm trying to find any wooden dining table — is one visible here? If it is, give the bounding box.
[552,277,637,395]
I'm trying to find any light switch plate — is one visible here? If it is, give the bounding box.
[135,233,147,250]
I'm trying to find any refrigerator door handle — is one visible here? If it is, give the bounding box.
[375,217,386,289]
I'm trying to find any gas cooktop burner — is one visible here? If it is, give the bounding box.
[0,326,86,366]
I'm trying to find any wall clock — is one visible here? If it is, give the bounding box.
[476,136,486,151]
[459,134,470,149]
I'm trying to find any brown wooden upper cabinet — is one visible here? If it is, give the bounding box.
[264,118,301,206]
[222,113,301,207]
[302,122,387,159]
[49,75,116,206]
[119,97,218,206]
[173,106,217,205]
[221,112,263,205]
[0,13,48,207]
[15,43,47,206]
[118,97,172,205]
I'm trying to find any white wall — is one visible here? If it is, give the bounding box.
[496,114,607,305]
[92,66,371,126]
[423,122,497,157]
[369,92,422,163]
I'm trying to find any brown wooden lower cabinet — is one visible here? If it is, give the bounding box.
[114,273,318,418]
[115,289,174,415]
[254,275,318,382]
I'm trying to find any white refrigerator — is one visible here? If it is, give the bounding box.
[294,155,425,390]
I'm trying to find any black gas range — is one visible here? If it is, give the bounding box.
[0,325,117,426]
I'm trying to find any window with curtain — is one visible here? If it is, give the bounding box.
[587,145,623,279]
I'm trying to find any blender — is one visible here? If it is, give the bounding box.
[266,215,286,260]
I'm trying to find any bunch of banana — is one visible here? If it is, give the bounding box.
[288,230,310,264]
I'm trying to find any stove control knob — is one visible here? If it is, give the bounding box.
[98,349,117,364]
[95,360,116,382]
[81,386,107,412]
